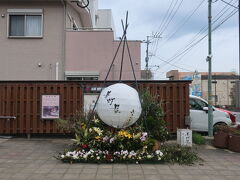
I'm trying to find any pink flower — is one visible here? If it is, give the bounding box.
[109,138,115,143]
[103,136,109,142]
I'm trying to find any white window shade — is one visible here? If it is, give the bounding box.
[25,15,42,36]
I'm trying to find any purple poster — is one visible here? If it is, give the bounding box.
[41,95,60,119]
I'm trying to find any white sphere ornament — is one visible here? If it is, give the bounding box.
[96,83,142,129]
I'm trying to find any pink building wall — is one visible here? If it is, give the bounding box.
[66,30,141,80]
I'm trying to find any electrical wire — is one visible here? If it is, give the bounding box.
[158,0,184,36]
[153,0,175,37]
[151,0,184,55]
[159,0,238,67]
[150,0,175,53]
[219,0,239,9]
[151,0,206,56]
[166,0,206,42]
[159,8,238,70]
[164,0,237,62]
[153,55,193,72]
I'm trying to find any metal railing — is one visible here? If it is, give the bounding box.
[66,27,113,31]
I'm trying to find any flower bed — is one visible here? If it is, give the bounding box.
[56,116,165,164]
[59,149,164,164]
[56,90,201,164]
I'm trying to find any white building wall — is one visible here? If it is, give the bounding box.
[96,9,115,33]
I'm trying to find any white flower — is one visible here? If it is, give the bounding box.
[129,151,136,156]
[155,150,163,156]
[121,150,128,155]
[61,155,65,158]
[109,138,114,143]
[155,150,160,155]
[73,155,78,159]
[66,152,73,157]
[136,161,139,164]
[97,156,100,160]
[93,127,103,135]
[147,155,152,159]
[142,132,148,137]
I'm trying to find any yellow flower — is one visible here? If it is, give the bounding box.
[118,130,132,139]
[93,116,100,123]
[81,123,86,129]
[133,132,141,139]
[95,136,101,141]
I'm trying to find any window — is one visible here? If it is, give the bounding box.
[8,9,43,37]
[65,71,99,81]
[66,76,99,81]
[190,98,208,110]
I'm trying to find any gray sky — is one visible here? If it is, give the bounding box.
[98,0,239,79]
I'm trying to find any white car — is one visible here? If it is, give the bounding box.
[189,95,232,132]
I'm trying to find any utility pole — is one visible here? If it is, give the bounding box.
[239,0,240,80]
[145,36,151,80]
[207,0,213,137]
[143,35,161,80]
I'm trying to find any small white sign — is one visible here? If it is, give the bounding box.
[177,129,192,147]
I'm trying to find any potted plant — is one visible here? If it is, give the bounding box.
[213,124,230,149]
[228,125,240,153]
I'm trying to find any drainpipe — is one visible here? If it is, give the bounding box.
[112,64,115,80]
[61,0,66,80]
[56,62,59,80]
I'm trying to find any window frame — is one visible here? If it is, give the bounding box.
[65,71,99,81]
[66,76,99,81]
[7,9,44,38]
[190,98,208,111]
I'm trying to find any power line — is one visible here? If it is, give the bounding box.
[151,0,184,56]
[158,8,238,70]
[154,0,206,56]
[165,0,206,42]
[158,0,184,36]
[153,55,193,72]
[153,0,235,58]
[219,0,239,8]
[166,0,237,62]
[159,0,238,66]
[153,0,175,37]
[150,0,176,53]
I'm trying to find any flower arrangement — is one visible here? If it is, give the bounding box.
[56,89,200,165]
[57,114,164,163]
[60,149,164,164]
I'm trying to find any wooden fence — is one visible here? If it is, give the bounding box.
[0,80,190,134]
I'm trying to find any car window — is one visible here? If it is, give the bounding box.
[190,98,207,110]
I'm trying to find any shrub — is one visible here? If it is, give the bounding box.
[229,124,240,136]
[139,89,169,142]
[161,144,202,165]
[213,124,230,133]
[192,133,205,145]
